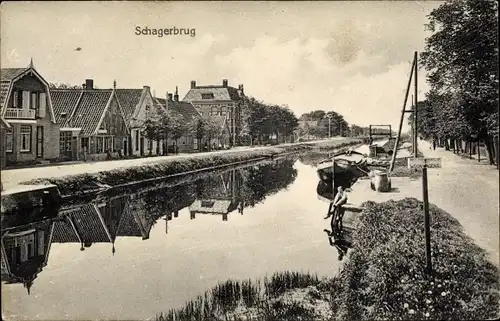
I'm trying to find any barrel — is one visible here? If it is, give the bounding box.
[370,170,391,192]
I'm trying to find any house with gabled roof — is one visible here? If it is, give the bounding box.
[182,79,245,147]
[116,86,164,157]
[51,79,129,161]
[0,60,60,167]
[1,218,55,295]
[153,87,202,153]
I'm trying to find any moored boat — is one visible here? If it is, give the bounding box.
[316,149,368,183]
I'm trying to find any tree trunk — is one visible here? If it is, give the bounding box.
[469,141,472,159]
[485,134,495,165]
[444,138,450,151]
[477,139,481,162]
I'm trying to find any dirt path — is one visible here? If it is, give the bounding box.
[418,139,499,266]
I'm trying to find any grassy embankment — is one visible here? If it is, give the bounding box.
[157,199,500,321]
[22,139,362,197]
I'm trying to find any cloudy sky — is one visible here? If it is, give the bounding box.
[1,1,442,129]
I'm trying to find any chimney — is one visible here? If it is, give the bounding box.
[143,85,150,90]
[174,86,179,101]
[168,93,173,101]
[222,79,228,87]
[191,80,196,89]
[82,83,86,89]
[238,84,244,96]
[85,79,94,90]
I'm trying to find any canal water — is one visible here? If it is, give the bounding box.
[2,155,346,320]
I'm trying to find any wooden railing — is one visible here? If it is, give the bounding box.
[4,108,36,119]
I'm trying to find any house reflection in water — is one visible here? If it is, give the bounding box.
[189,169,244,221]
[51,195,154,255]
[1,219,54,295]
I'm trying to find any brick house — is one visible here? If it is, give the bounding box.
[154,88,202,153]
[0,62,60,167]
[51,79,129,161]
[182,79,245,146]
[116,86,165,157]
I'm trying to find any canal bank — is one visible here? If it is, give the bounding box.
[1,138,362,199]
[157,141,500,321]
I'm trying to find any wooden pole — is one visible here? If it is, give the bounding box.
[478,139,481,162]
[422,164,432,274]
[389,56,416,172]
[414,51,418,158]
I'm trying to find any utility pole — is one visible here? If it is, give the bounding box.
[389,55,416,172]
[414,51,418,158]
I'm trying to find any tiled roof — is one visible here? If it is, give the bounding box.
[183,86,241,102]
[51,218,80,243]
[115,89,144,121]
[155,98,201,123]
[0,68,26,82]
[0,81,11,108]
[50,89,82,125]
[117,205,142,237]
[71,203,111,243]
[70,90,112,135]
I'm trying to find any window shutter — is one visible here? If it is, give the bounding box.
[22,91,30,109]
[39,93,46,118]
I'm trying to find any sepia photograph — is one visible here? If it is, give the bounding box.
[0,1,498,320]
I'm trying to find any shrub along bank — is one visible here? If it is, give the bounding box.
[158,198,500,320]
[23,139,362,196]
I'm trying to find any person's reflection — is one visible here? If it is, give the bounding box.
[323,228,352,261]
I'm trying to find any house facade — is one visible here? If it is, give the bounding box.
[154,88,202,153]
[1,219,54,295]
[182,79,245,146]
[116,86,164,157]
[51,79,129,161]
[0,116,10,169]
[0,62,60,167]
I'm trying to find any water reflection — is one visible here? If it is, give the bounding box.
[1,157,298,295]
[316,170,359,262]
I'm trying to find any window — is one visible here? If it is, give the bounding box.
[20,125,32,152]
[210,107,220,116]
[22,91,30,109]
[13,91,18,108]
[201,93,214,100]
[60,132,71,152]
[104,136,109,151]
[31,93,38,110]
[135,130,139,151]
[97,137,104,153]
[6,128,13,152]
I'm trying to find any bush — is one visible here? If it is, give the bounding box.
[329,198,500,320]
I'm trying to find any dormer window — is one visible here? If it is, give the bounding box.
[60,112,67,118]
[201,93,214,100]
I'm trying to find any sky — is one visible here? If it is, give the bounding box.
[1,1,442,129]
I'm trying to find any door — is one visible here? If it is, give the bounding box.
[140,137,144,156]
[36,126,44,158]
[123,138,128,156]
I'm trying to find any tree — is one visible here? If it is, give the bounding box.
[189,118,207,150]
[420,0,498,164]
[169,114,188,148]
[49,83,83,89]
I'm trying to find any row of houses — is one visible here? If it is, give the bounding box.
[0,60,246,168]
